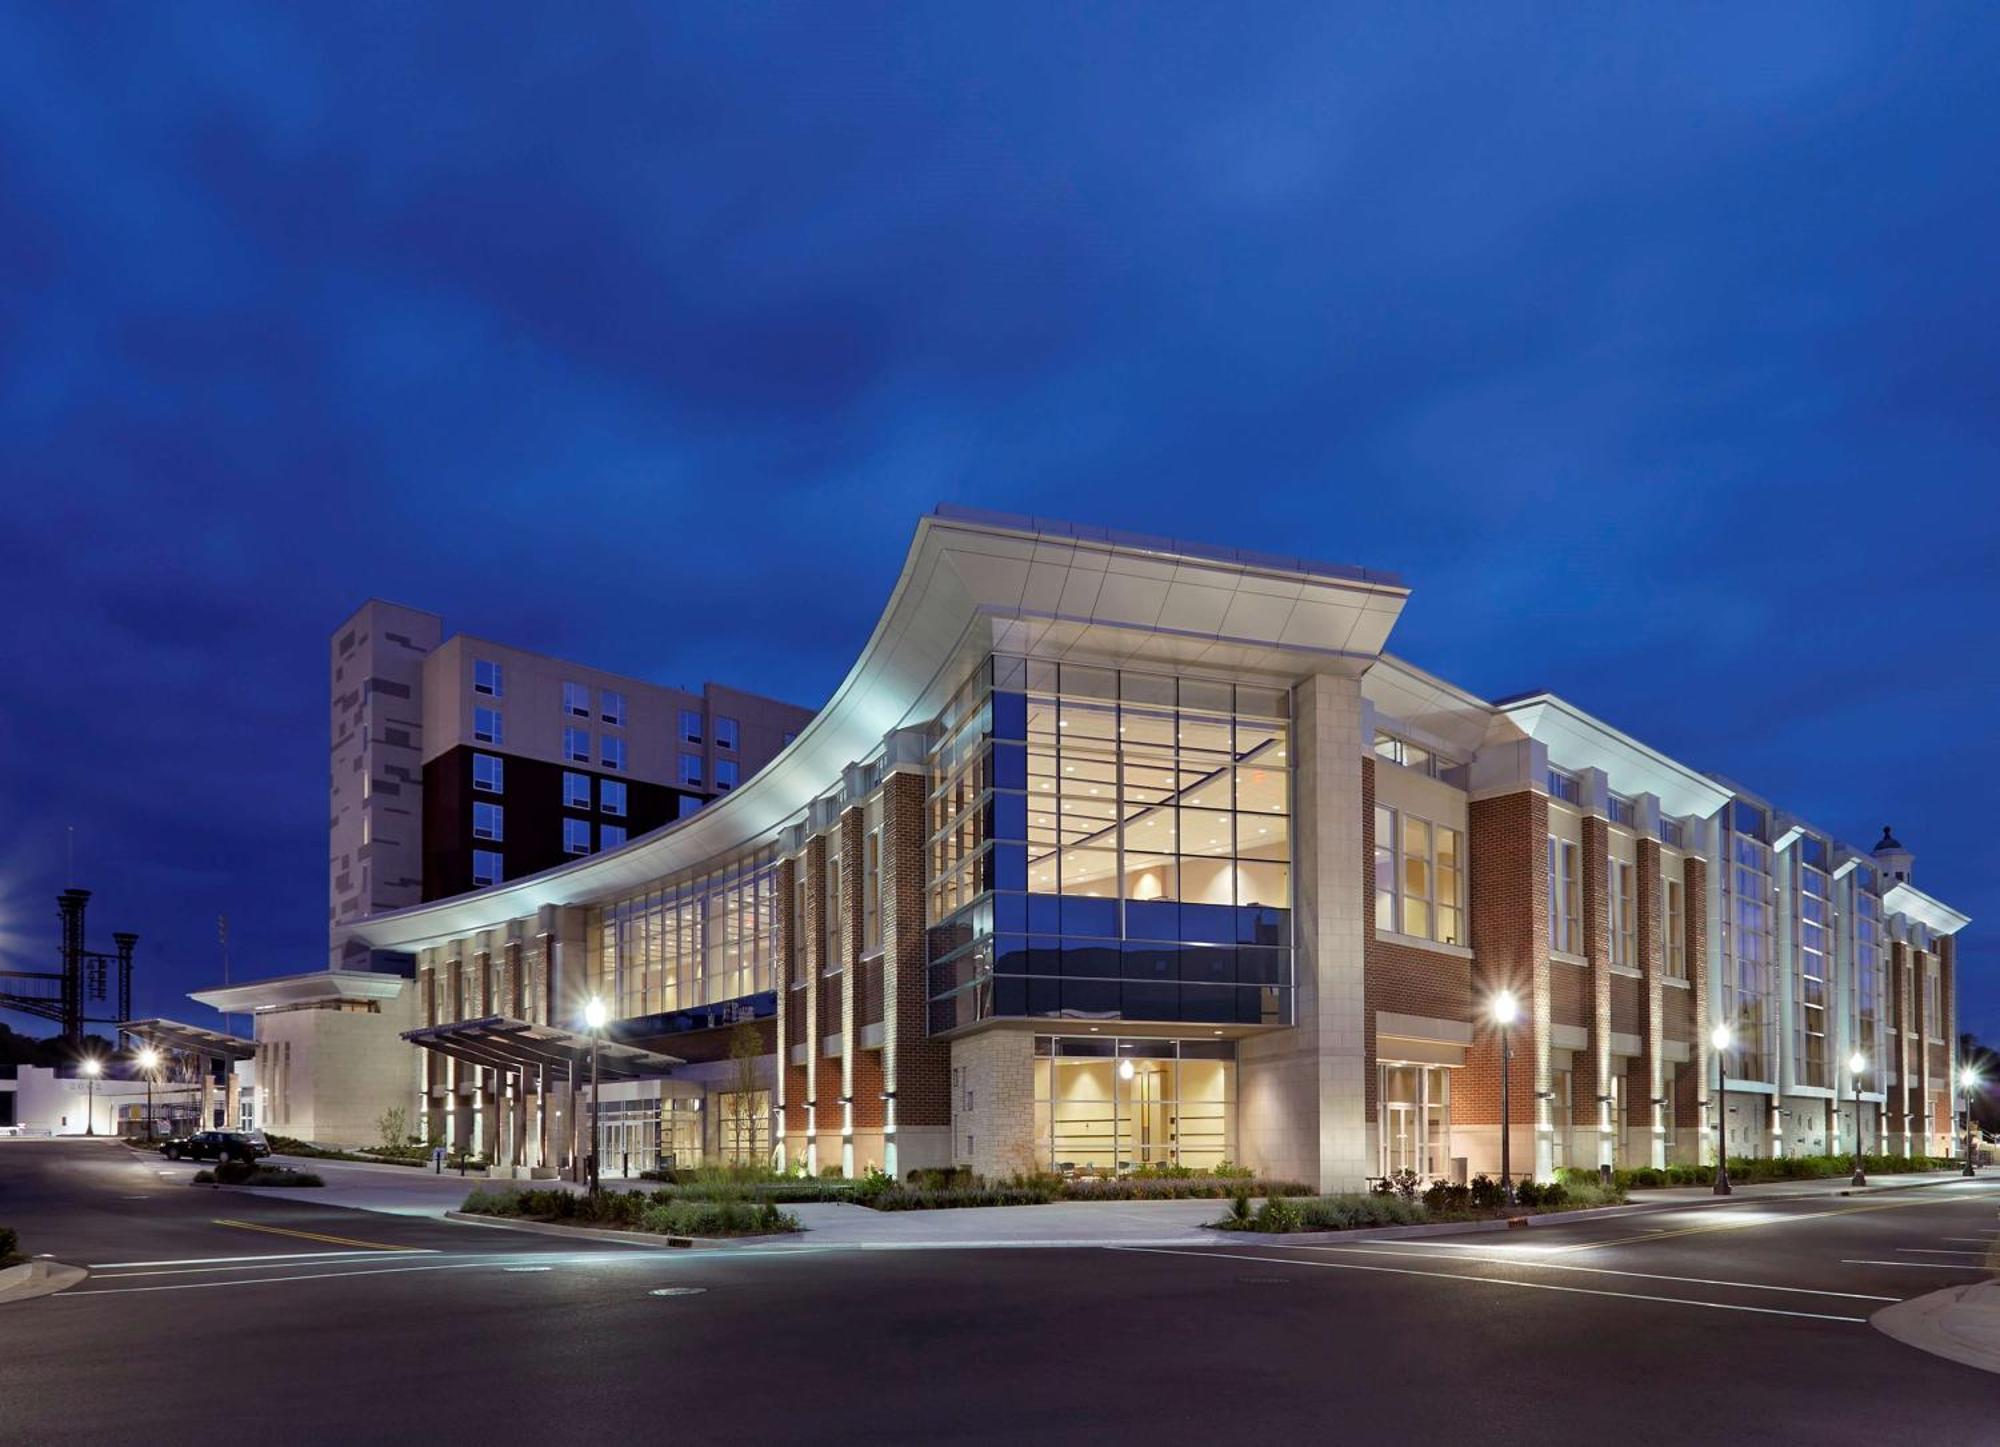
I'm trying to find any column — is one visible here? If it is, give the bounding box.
[882,766,945,1174]
[1237,671,1367,1194]
[1635,828,1667,1170]
[840,805,864,1177]
[1578,810,1613,1172]
[802,832,829,1175]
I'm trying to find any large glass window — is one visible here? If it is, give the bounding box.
[1795,842,1830,1088]
[1032,1037,1234,1172]
[1723,804,1774,1082]
[1547,837,1580,953]
[591,851,780,1018]
[1374,806,1463,945]
[927,657,1293,1032]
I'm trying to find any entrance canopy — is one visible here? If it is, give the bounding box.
[119,1018,256,1062]
[402,1016,684,1080]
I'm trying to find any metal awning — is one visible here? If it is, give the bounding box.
[119,1018,257,1062]
[401,1016,684,1079]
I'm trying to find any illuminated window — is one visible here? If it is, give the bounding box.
[1375,806,1463,945]
[1547,838,1580,953]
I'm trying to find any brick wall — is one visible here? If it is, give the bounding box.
[1576,815,1611,1160]
[884,769,948,1132]
[1463,790,1548,1136]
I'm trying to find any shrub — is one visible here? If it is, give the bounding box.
[1254,1194,1302,1232]
[1423,1180,1471,1214]
[0,1226,20,1266]
[905,1166,974,1190]
[1286,1194,1424,1231]
[1469,1173,1506,1210]
[199,1162,324,1187]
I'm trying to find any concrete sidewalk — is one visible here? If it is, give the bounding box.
[1876,1278,2000,1377]
[1626,1168,1982,1205]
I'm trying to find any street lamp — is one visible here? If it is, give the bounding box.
[136,1046,162,1142]
[81,1057,101,1137]
[1492,990,1520,1204]
[583,997,608,1195]
[1847,1051,1867,1187]
[1960,1065,1981,1178]
[1709,1022,1733,1196]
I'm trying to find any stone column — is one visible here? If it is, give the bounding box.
[775,853,801,1172]
[840,805,865,1177]
[1578,813,1613,1171]
[802,832,829,1175]
[1683,854,1712,1164]
[1237,671,1366,1194]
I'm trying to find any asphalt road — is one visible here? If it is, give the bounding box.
[4,1138,1998,1445]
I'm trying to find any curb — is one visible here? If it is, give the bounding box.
[1874,1277,2000,1377]
[1627,1172,1984,1207]
[443,1210,731,1249]
[0,1259,90,1305]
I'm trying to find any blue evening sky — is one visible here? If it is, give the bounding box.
[1,6,1994,1037]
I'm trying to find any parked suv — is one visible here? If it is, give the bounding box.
[160,1130,271,1163]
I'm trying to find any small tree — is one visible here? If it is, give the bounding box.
[377,1104,409,1152]
[726,1020,762,1166]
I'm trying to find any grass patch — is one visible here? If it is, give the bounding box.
[193,1162,325,1187]
[461,1186,800,1238]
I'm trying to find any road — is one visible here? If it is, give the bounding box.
[3,1138,1997,1445]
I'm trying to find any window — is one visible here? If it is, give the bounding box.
[1373,806,1462,945]
[824,850,844,974]
[678,753,703,789]
[472,802,504,842]
[1547,837,1580,953]
[1372,730,1468,785]
[679,709,703,745]
[715,716,739,752]
[601,735,626,772]
[1546,769,1581,805]
[862,822,882,953]
[563,727,590,763]
[563,682,591,718]
[1925,964,1941,1040]
[474,707,503,745]
[1723,807,1775,1081]
[676,794,703,820]
[1796,846,1830,1087]
[601,689,626,726]
[564,771,591,809]
[1664,876,1686,979]
[564,818,591,856]
[473,753,504,793]
[1854,869,1883,1071]
[601,824,627,851]
[1658,817,1685,849]
[714,759,739,790]
[601,779,627,816]
[1608,794,1636,828]
[1609,857,1635,967]
[474,659,503,697]
[472,850,503,887]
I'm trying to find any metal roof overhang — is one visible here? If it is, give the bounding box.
[345,508,1410,954]
[402,1017,685,1079]
[119,1018,257,1062]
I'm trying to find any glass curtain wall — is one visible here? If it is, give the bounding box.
[1032,1036,1235,1171]
[927,656,1294,1032]
[593,850,780,1020]
[1852,864,1884,1079]
[1722,801,1775,1082]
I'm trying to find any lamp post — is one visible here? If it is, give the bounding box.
[1493,990,1519,1204]
[1960,1066,1981,1178]
[136,1046,161,1142]
[81,1057,101,1136]
[1848,1051,1867,1187]
[583,997,607,1195]
[1709,1022,1733,1196]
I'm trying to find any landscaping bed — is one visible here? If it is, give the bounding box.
[193,1162,325,1188]
[1212,1173,1626,1234]
[461,1186,801,1238]
[265,1134,486,1171]
[1601,1154,1959,1189]
[635,1163,1311,1211]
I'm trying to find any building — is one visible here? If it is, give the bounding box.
[0,1024,254,1138]
[328,599,814,966]
[310,508,1968,1190]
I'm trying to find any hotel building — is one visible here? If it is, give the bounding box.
[328,599,813,966]
[321,508,1969,1189]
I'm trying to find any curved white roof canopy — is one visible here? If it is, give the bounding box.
[346,507,1408,954]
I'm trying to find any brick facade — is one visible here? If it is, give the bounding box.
[1463,789,1548,1170]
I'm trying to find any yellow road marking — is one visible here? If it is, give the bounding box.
[1550,1191,1996,1254]
[210,1218,418,1253]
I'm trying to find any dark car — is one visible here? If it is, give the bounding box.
[161,1130,271,1163]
